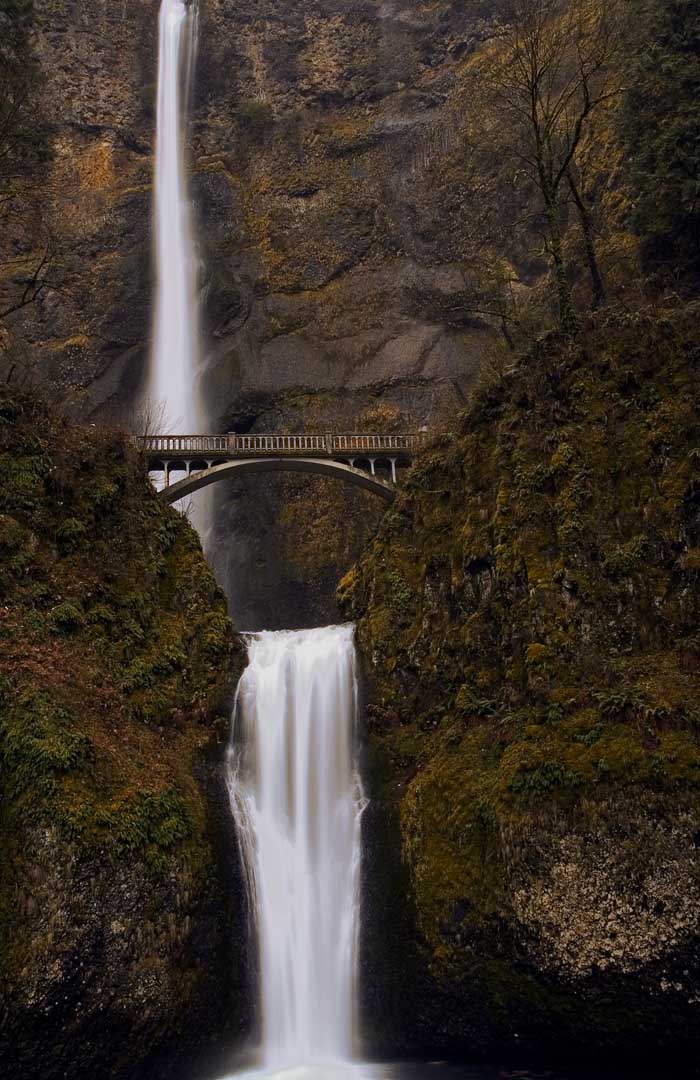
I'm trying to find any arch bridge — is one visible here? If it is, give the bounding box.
[136,432,428,504]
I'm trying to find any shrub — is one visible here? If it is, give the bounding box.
[49,601,84,633]
[238,99,274,140]
[56,517,87,552]
[0,690,91,801]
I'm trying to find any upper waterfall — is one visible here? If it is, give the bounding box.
[148,0,203,435]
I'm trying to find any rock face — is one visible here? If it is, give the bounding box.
[9,0,502,415]
[192,0,505,625]
[0,388,250,1080]
[342,305,700,1063]
[192,0,502,431]
[4,0,517,627]
[3,0,157,408]
[9,3,700,1070]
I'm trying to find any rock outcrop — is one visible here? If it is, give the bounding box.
[6,1,503,416]
[342,303,700,1063]
[3,0,642,628]
[0,388,249,1080]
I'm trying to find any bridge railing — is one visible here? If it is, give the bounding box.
[234,434,329,455]
[136,432,428,459]
[140,435,229,455]
[330,434,426,454]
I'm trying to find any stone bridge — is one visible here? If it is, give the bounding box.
[136,432,428,504]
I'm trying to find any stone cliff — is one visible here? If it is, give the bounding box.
[4,2,700,1070]
[3,0,524,626]
[3,0,641,627]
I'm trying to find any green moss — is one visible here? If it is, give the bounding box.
[343,304,700,1010]
[0,688,90,803]
[56,516,88,552]
[0,387,239,905]
[92,788,194,873]
[238,99,275,141]
[49,601,84,633]
[525,643,550,666]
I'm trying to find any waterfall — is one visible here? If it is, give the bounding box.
[227,626,374,1079]
[146,12,370,1080]
[148,0,203,436]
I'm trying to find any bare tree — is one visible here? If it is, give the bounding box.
[0,1,59,323]
[0,241,54,320]
[133,396,168,439]
[478,0,622,331]
[566,162,606,309]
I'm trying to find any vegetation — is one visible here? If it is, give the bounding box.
[0,0,55,322]
[0,392,246,1080]
[475,0,622,330]
[238,99,275,142]
[0,388,237,887]
[620,0,700,274]
[342,302,700,1055]
[1,0,700,1064]
[0,0,46,181]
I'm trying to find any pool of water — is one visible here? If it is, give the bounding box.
[211,1060,667,1080]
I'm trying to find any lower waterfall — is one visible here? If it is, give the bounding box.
[226,626,375,1080]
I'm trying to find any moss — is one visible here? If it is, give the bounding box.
[344,304,700,1052]
[0,387,239,906]
[238,99,275,141]
[49,601,84,633]
[56,516,88,552]
[525,642,550,666]
[0,688,91,803]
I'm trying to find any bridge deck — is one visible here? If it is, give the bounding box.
[136,432,429,504]
[137,432,427,461]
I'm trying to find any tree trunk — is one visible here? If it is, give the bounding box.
[567,167,607,310]
[545,197,578,334]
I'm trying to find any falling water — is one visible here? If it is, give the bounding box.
[148,0,204,435]
[226,626,373,1080]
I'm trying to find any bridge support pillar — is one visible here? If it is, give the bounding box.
[369,458,376,476]
[390,458,397,484]
[163,460,170,487]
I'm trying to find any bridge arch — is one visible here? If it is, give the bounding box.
[159,456,395,505]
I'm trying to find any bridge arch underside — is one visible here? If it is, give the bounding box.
[151,457,398,505]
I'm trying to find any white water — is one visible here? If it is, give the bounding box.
[226,627,371,1080]
[148,0,204,436]
[147,13,368,1080]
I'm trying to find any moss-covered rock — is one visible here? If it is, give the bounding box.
[344,303,700,1063]
[0,389,248,1080]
